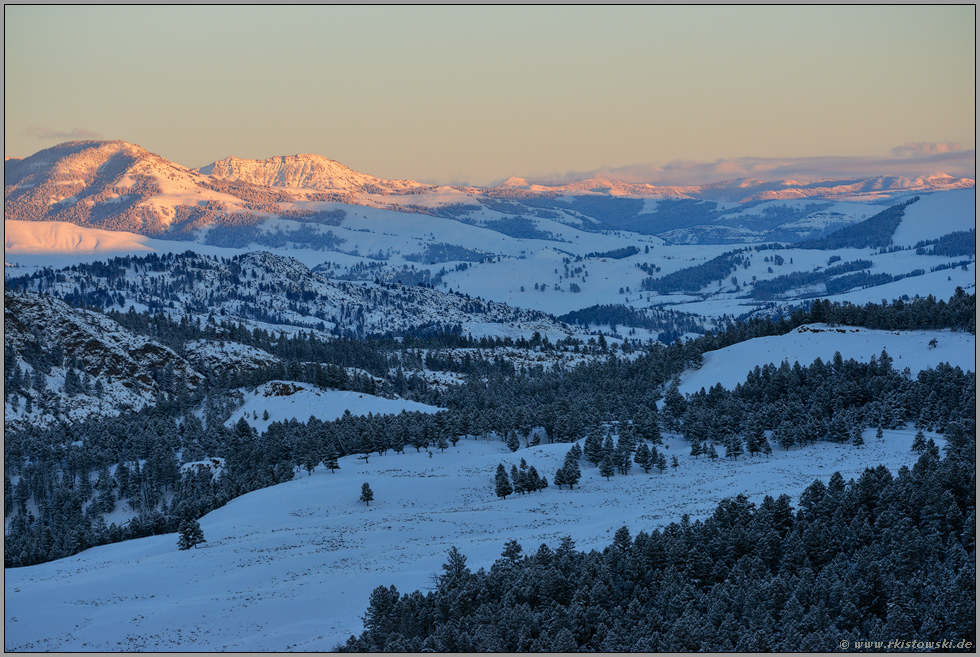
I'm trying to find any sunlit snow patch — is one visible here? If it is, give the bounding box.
[225,380,444,433]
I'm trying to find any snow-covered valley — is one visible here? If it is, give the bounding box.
[4,426,943,651]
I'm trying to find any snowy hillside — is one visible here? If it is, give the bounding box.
[3,290,204,429]
[3,220,156,254]
[3,427,941,652]
[891,188,975,246]
[678,324,976,395]
[4,250,583,342]
[225,381,443,433]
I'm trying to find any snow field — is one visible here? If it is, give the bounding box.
[4,220,156,254]
[891,189,975,246]
[4,426,942,652]
[225,382,444,433]
[678,324,976,396]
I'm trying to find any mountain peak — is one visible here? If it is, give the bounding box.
[198,153,430,194]
[496,176,530,189]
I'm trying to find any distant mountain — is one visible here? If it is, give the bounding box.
[3,140,279,236]
[5,140,974,242]
[198,153,432,195]
[491,173,975,203]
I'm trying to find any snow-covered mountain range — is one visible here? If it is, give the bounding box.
[5,140,974,242]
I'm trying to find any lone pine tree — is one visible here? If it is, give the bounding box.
[360,482,374,506]
[177,518,206,550]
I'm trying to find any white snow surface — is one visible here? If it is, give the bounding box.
[679,324,976,395]
[891,189,975,246]
[4,428,942,651]
[4,220,156,254]
[225,381,444,433]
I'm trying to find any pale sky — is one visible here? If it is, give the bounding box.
[4,5,975,185]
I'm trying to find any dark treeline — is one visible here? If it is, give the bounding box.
[340,434,975,652]
[480,216,557,241]
[750,259,872,300]
[796,197,918,250]
[404,242,492,265]
[584,246,641,260]
[678,351,974,457]
[803,289,975,333]
[640,251,750,295]
[558,304,708,343]
[203,224,346,251]
[915,230,976,257]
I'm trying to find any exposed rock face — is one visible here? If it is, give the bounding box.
[199,153,431,195]
[4,290,205,428]
[183,339,281,379]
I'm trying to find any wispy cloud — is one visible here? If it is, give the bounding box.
[24,126,103,141]
[890,141,963,158]
[544,147,975,186]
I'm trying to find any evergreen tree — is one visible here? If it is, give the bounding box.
[615,440,633,475]
[634,442,653,473]
[360,482,374,506]
[634,404,663,444]
[662,380,686,432]
[775,421,796,450]
[494,463,513,499]
[599,455,616,481]
[911,429,927,452]
[561,456,581,489]
[512,463,527,495]
[64,367,82,397]
[583,433,604,467]
[725,434,744,460]
[527,465,544,492]
[4,475,12,517]
[602,433,616,459]
[553,465,568,490]
[852,427,865,447]
[32,367,47,393]
[177,518,206,550]
[829,414,850,443]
